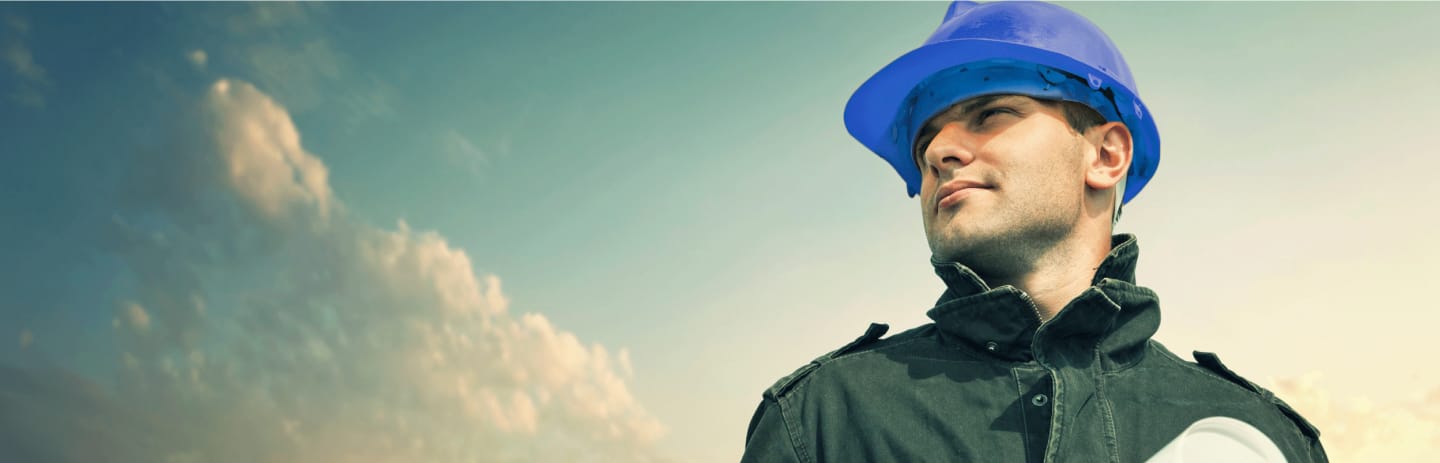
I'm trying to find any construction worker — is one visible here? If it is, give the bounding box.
[740,2,1328,461]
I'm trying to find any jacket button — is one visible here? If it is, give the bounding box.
[1031,394,1049,407]
[984,341,998,352]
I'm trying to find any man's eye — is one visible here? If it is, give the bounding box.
[913,135,934,168]
[975,108,1014,125]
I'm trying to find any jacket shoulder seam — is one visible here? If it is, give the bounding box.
[821,335,934,369]
[1178,350,1324,443]
[766,323,896,398]
[1151,347,1263,397]
[768,334,933,400]
[1193,351,1323,442]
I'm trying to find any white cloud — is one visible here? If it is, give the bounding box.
[226,2,314,34]
[187,49,207,70]
[5,14,29,35]
[210,4,393,129]
[1271,373,1440,462]
[2,40,43,82]
[2,14,48,108]
[206,79,336,227]
[441,129,488,175]
[121,302,152,332]
[242,39,342,112]
[1,78,668,462]
[338,76,398,129]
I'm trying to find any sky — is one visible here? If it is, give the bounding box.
[1,1,1437,462]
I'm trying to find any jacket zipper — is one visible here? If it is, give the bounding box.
[1018,288,1059,463]
[944,262,1046,324]
[1017,290,1045,325]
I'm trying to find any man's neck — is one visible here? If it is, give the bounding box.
[982,234,1113,322]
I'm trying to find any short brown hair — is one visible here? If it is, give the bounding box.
[1047,99,1108,135]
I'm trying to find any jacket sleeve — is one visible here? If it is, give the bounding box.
[1306,433,1330,463]
[740,395,804,463]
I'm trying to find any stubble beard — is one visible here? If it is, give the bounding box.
[925,198,1077,280]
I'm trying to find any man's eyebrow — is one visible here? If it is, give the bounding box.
[957,95,1012,120]
[914,95,1034,162]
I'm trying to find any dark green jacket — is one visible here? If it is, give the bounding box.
[741,234,1326,462]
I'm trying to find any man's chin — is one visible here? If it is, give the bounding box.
[926,231,993,264]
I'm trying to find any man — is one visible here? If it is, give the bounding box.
[740,2,1327,462]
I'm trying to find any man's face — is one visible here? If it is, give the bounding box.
[914,94,1091,269]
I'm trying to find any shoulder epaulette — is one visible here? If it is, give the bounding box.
[1193,351,1321,440]
[766,323,889,399]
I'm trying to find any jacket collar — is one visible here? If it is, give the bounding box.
[925,234,1160,371]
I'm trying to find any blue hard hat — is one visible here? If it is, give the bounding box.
[844,1,1159,205]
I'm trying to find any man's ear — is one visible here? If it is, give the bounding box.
[1084,122,1133,191]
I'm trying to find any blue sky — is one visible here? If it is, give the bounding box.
[2,2,1439,461]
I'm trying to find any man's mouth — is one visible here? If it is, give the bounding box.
[935,179,991,211]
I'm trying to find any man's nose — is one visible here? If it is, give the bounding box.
[922,124,978,173]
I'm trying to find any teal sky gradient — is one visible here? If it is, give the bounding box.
[2,2,1438,461]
